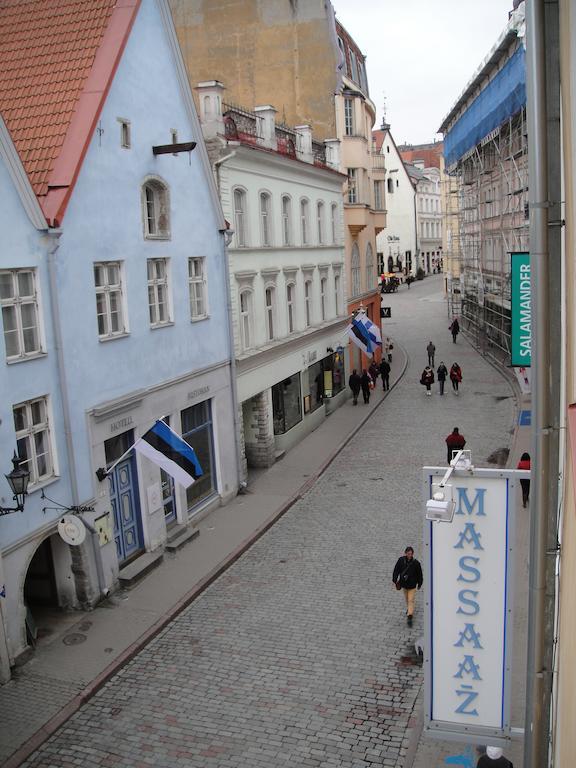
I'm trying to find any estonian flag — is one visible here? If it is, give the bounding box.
[346,311,382,357]
[134,420,203,488]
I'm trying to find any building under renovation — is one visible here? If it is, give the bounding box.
[439,3,527,364]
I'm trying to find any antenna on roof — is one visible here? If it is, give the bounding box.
[381,94,389,130]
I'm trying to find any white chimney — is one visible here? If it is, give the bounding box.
[254,105,278,150]
[295,124,313,164]
[196,80,225,139]
[324,138,341,171]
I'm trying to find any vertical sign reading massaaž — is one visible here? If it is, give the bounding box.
[424,470,514,742]
[511,252,531,367]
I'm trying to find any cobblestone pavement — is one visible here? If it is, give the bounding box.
[20,276,516,768]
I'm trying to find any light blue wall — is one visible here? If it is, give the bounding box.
[54,0,231,495]
[0,155,74,542]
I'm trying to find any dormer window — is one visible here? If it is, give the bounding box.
[142,178,170,239]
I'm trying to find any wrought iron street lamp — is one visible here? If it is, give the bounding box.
[0,453,30,516]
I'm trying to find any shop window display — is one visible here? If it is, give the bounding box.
[272,375,302,435]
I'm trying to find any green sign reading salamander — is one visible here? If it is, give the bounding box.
[510,252,531,367]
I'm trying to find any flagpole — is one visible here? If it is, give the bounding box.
[98,437,144,478]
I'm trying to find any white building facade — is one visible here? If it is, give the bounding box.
[198,82,349,471]
[414,164,443,274]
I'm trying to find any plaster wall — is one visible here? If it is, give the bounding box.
[169,0,340,141]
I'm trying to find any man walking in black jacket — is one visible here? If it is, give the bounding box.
[392,546,423,626]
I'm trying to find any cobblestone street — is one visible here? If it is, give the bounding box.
[21,276,516,768]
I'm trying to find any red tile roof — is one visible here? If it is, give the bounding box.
[0,0,139,225]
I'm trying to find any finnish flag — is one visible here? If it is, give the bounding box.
[134,420,203,488]
[346,311,382,357]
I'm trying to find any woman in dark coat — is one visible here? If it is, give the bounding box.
[420,366,434,396]
[449,317,460,343]
[349,369,361,405]
[437,361,448,395]
[360,369,371,404]
[450,362,462,393]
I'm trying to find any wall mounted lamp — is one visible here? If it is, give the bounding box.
[0,452,30,516]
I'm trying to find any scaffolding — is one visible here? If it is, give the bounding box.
[447,107,529,364]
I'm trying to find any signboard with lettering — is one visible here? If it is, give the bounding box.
[510,252,531,366]
[423,467,519,744]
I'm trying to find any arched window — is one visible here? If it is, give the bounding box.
[260,192,272,246]
[304,279,312,327]
[365,243,374,292]
[317,201,325,244]
[265,286,276,340]
[351,243,361,297]
[233,188,247,247]
[334,273,341,315]
[142,179,170,238]
[300,199,309,245]
[286,283,295,333]
[320,277,327,321]
[331,203,338,244]
[281,195,292,246]
[239,289,254,350]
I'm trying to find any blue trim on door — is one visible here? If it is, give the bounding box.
[110,451,144,563]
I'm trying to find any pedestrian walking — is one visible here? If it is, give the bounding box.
[379,358,391,391]
[349,369,361,405]
[360,369,371,404]
[426,340,436,367]
[420,365,434,396]
[449,317,460,343]
[476,746,513,767]
[450,362,462,393]
[384,337,393,362]
[446,426,466,464]
[437,361,448,395]
[368,360,379,386]
[517,452,531,507]
[392,546,423,627]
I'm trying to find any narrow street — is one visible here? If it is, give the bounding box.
[21,276,516,768]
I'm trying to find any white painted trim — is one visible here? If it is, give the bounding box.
[156,0,226,231]
[0,115,47,230]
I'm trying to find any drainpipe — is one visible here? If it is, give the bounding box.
[524,0,561,764]
[213,150,245,489]
[46,233,107,598]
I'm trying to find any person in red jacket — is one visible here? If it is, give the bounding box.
[446,427,466,464]
[517,452,531,507]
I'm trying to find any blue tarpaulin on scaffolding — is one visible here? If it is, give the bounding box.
[443,46,526,167]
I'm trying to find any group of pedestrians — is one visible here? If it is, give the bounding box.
[348,338,392,405]
[418,322,463,397]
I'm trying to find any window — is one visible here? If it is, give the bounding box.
[347,168,357,203]
[239,289,253,350]
[142,179,170,238]
[94,262,126,339]
[233,188,247,247]
[344,97,354,136]
[387,177,394,194]
[272,374,302,435]
[260,192,272,246]
[0,268,42,360]
[300,199,309,245]
[13,396,54,486]
[334,274,341,315]
[350,51,359,84]
[317,201,325,244]
[182,400,216,510]
[265,287,276,340]
[374,181,383,210]
[304,280,312,327]
[118,118,131,149]
[147,258,170,327]
[351,243,361,297]
[365,243,374,292]
[331,203,338,244]
[281,195,292,245]
[320,277,327,321]
[286,283,295,333]
[188,258,207,319]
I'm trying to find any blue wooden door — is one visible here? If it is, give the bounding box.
[109,454,143,563]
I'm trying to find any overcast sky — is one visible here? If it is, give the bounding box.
[332,0,514,145]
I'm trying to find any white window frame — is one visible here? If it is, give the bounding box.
[351,243,361,297]
[118,118,131,149]
[265,285,276,341]
[147,258,171,328]
[344,97,354,136]
[239,289,254,350]
[304,280,312,327]
[300,198,309,245]
[142,178,170,239]
[316,201,325,244]
[331,203,338,244]
[0,268,44,361]
[94,261,127,340]
[188,257,208,321]
[13,395,56,487]
[334,273,341,315]
[286,283,296,334]
[348,169,357,204]
[281,195,292,246]
[320,277,327,321]
[233,188,248,247]
[374,180,383,210]
[260,191,273,247]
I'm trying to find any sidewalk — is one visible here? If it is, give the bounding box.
[0,346,409,768]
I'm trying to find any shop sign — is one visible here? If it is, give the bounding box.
[110,415,133,433]
[510,252,531,367]
[187,385,210,401]
[323,370,333,398]
[423,468,517,743]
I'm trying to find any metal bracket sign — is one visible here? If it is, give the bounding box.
[510,252,531,366]
[380,307,391,318]
[423,467,522,745]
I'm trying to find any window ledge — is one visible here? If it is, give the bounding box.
[6,350,48,365]
[150,321,175,331]
[191,315,210,323]
[144,234,171,241]
[98,332,130,343]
